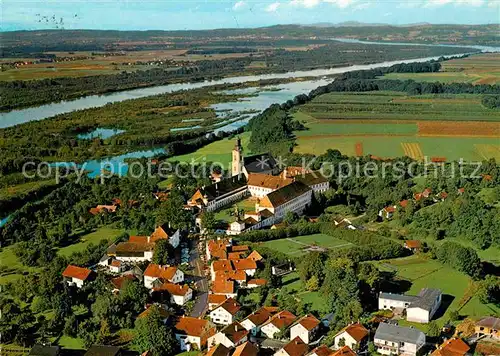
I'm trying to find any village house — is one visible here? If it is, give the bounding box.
[232,259,257,277]
[247,279,267,288]
[404,240,422,252]
[206,238,232,260]
[310,345,335,356]
[333,322,369,350]
[261,310,297,339]
[152,282,193,306]
[241,306,280,336]
[290,314,321,345]
[112,241,154,262]
[215,270,247,286]
[207,322,249,350]
[62,265,95,288]
[274,336,309,356]
[209,297,241,325]
[208,294,228,310]
[175,316,216,351]
[143,264,184,289]
[89,204,118,216]
[137,304,171,324]
[233,342,259,356]
[211,260,234,281]
[150,224,180,248]
[374,322,425,356]
[110,274,136,294]
[431,338,469,356]
[247,250,264,262]
[206,343,230,356]
[109,260,125,274]
[475,316,500,339]
[210,278,238,298]
[379,288,442,323]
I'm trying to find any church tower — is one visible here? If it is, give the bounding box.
[232,137,243,177]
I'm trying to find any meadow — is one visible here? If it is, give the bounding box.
[372,255,500,332]
[259,233,353,257]
[382,53,500,85]
[293,91,500,161]
[281,271,330,314]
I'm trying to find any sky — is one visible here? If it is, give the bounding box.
[2,0,499,31]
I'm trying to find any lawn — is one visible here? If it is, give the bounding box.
[281,271,330,314]
[214,197,257,222]
[260,233,352,257]
[0,245,41,285]
[58,226,124,257]
[373,255,500,332]
[170,132,251,168]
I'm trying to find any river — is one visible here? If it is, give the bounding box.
[0,51,486,129]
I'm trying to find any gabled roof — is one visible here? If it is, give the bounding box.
[219,322,248,344]
[247,279,267,286]
[211,279,235,295]
[129,235,149,243]
[62,265,93,281]
[215,270,247,282]
[232,245,249,252]
[247,172,293,190]
[214,297,241,315]
[206,343,230,356]
[431,338,470,356]
[375,322,425,344]
[84,346,121,356]
[243,153,277,174]
[228,252,245,260]
[110,274,135,290]
[259,181,311,209]
[115,242,154,253]
[175,316,213,337]
[232,341,258,356]
[208,294,228,305]
[247,250,264,262]
[244,306,280,326]
[232,259,257,271]
[405,240,421,249]
[336,322,369,343]
[410,288,442,311]
[295,172,328,186]
[153,282,191,296]
[144,264,179,280]
[264,310,297,330]
[295,314,320,331]
[476,316,500,329]
[332,346,357,356]
[212,259,234,273]
[150,224,176,243]
[310,345,335,356]
[195,176,247,202]
[281,336,308,356]
[379,292,419,303]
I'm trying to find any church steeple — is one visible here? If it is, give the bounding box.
[232,137,243,177]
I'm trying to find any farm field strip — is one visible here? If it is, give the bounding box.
[474,144,500,161]
[401,142,424,160]
[417,121,500,137]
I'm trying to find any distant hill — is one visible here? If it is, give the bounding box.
[306,21,433,28]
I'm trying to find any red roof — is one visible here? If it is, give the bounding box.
[212,260,234,273]
[110,260,122,267]
[399,200,409,208]
[232,342,258,356]
[144,264,179,280]
[384,206,396,213]
[265,310,297,329]
[431,338,470,356]
[153,282,191,296]
[405,240,422,249]
[175,316,214,339]
[247,279,267,286]
[215,297,241,315]
[219,322,248,344]
[246,250,264,262]
[216,270,247,282]
[62,265,93,281]
[282,337,308,356]
[337,323,369,343]
[231,245,249,252]
[296,314,320,331]
[129,235,149,243]
[332,346,357,356]
[232,259,257,271]
[311,345,335,356]
[245,306,280,326]
[211,279,235,295]
[208,294,228,305]
[110,274,135,290]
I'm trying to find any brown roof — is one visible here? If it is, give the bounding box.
[228,252,245,260]
[115,242,154,253]
[175,316,213,338]
[62,265,93,281]
[259,181,311,209]
[211,279,235,295]
[129,235,149,243]
[247,279,267,286]
[232,341,258,356]
[138,304,171,319]
[213,260,234,273]
[245,306,280,326]
[282,337,308,356]
[110,274,135,290]
[144,264,179,280]
[296,314,320,331]
[337,323,369,342]
[405,240,422,249]
[247,172,293,190]
[208,294,228,305]
[216,270,247,282]
[219,322,248,344]
[232,245,249,252]
[476,316,500,329]
[232,259,257,271]
[311,345,335,356]
[246,250,263,262]
[285,166,311,177]
[399,200,409,208]
[265,310,297,330]
[332,346,357,356]
[215,297,241,315]
[110,260,122,267]
[153,282,191,296]
[150,225,174,243]
[295,172,328,186]
[206,343,230,356]
[432,338,470,356]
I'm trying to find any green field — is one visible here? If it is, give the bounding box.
[260,233,352,257]
[214,197,257,222]
[373,255,500,332]
[281,271,330,314]
[293,91,500,161]
[170,132,251,167]
[381,53,500,85]
[57,226,124,257]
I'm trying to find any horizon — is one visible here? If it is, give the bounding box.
[4,0,500,32]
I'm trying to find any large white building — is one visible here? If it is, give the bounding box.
[374,322,425,356]
[379,288,442,323]
[209,298,241,326]
[290,314,321,344]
